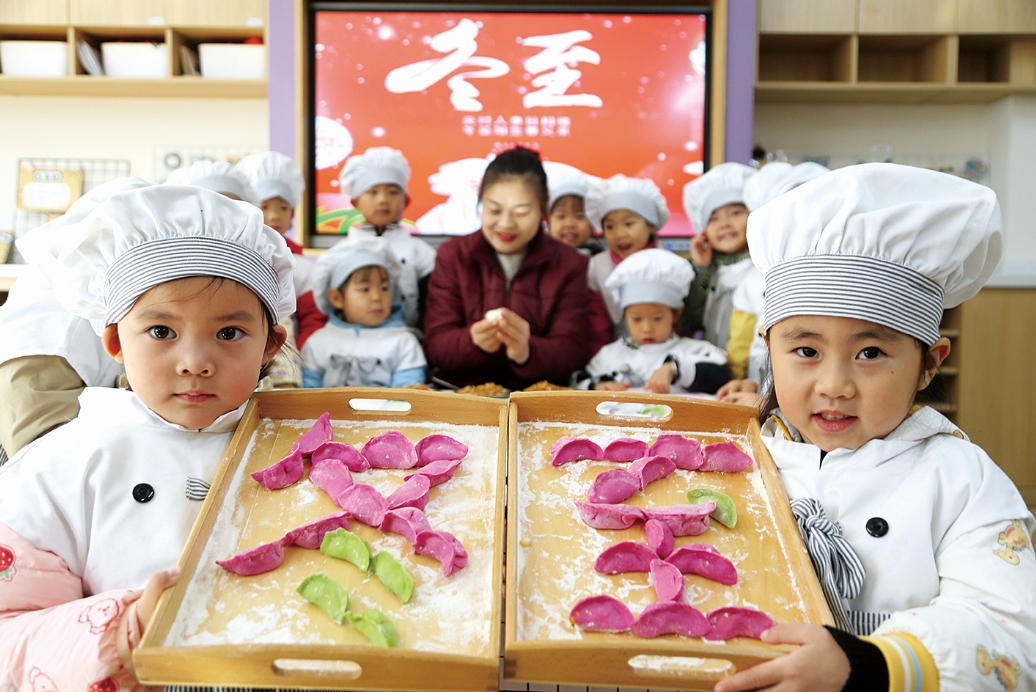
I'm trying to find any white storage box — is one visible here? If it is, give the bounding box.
[101,41,167,78]
[0,40,69,77]
[198,43,265,79]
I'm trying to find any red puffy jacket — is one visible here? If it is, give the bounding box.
[425,230,591,390]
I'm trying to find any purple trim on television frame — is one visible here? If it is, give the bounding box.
[268,0,296,156]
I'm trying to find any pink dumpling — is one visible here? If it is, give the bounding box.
[634,601,710,639]
[296,412,333,456]
[414,530,468,576]
[574,501,646,530]
[569,595,635,633]
[379,507,432,544]
[587,468,640,504]
[386,474,431,511]
[415,434,469,466]
[649,558,684,602]
[308,455,354,499]
[251,445,304,490]
[700,441,753,473]
[644,518,675,558]
[704,606,777,641]
[594,541,659,574]
[628,455,677,490]
[281,511,351,550]
[404,457,463,487]
[648,434,704,470]
[362,431,418,469]
[216,540,285,576]
[335,483,388,527]
[604,438,649,462]
[642,502,715,537]
[551,436,605,466]
[666,544,738,585]
[311,440,369,472]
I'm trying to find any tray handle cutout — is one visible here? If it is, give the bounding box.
[272,658,362,679]
[595,401,673,422]
[628,654,734,682]
[348,397,413,415]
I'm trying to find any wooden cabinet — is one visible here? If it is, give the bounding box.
[0,0,68,25]
[858,0,956,34]
[958,0,1036,34]
[173,0,266,29]
[759,0,857,33]
[70,0,172,27]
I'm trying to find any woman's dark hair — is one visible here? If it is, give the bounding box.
[478,146,549,217]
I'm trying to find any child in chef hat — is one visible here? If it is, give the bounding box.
[546,169,605,256]
[584,174,670,331]
[576,248,729,393]
[303,235,425,389]
[165,159,258,206]
[0,185,293,686]
[339,146,436,332]
[716,161,830,407]
[715,163,1036,692]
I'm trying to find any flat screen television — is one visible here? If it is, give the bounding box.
[308,3,711,241]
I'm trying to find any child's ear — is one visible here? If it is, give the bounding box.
[672,307,683,321]
[402,193,411,211]
[101,324,125,363]
[263,325,289,365]
[919,337,952,390]
[326,286,347,311]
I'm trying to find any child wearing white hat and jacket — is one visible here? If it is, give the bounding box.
[716,163,1036,692]
[164,159,258,206]
[302,235,426,389]
[577,248,729,393]
[0,185,292,688]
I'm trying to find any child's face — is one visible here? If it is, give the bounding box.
[548,195,594,248]
[602,209,654,260]
[480,177,544,256]
[328,266,392,326]
[353,184,407,228]
[768,315,942,453]
[625,303,677,346]
[260,196,294,235]
[103,277,284,430]
[704,203,749,255]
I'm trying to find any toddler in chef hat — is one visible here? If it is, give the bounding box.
[0,185,292,686]
[584,174,669,329]
[676,162,756,353]
[165,159,258,206]
[577,248,728,393]
[339,146,436,332]
[547,170,605,256]
[302,235,425,389]
[715,163,1036,692]
[716,161,830,406]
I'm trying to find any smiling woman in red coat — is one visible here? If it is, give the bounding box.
[425,147,591,390]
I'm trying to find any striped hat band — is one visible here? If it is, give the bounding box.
[104,236,281,326]
[762,255,945,346]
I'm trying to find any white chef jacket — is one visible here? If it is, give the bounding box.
[587,251,621,327]
[0,388,240,595]
[583,334,727,391]
[347,222,437,329]
[729,266,768,386]
[763,406,1036,691]
[702,256,756,351]
[301,310,426,388]
[0,265,122,388]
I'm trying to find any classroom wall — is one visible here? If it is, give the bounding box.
[0,96,269,236]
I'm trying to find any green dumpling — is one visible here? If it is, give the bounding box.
[687,488,738,528]
[371,551,414,603]
[320,528,372,571]
[297,573,350,624]
[346,608,400,647]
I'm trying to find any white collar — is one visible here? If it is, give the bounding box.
[78,388,246,434]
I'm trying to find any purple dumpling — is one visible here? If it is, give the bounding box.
[251,445,304,490]
[414,530,468,576]
[308,454,355,499]
[569,595,635,633]
[574,501,646,530]
[415,434,468,466]
[603,438,649,463]
[362,430,418,469]
[379,507,432,544]
[551,436,605,466]
[385,474,431,512]
[634,601,710,638]
[628,455,677,490]
[700,441,753,473]
[281,511,351,550]
[335,483,388,527]
[311,440,369,472]
[404,457,463,487]
[642,502,715,537]
[587,467,640,504]
[216,540,285,576]
[644,518,675,558]
[665,543,737,585]
[704,606,776,641]
[594,541,658,574]
[649,558,684,602]
[648,434,704,470]
[296,412,333,456]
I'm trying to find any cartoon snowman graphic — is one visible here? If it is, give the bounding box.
[0,544,14,581]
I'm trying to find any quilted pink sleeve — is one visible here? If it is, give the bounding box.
[0,524,142,691]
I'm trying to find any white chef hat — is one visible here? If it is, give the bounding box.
[46,185,296,334]
[312,236,404,316]
[749,163,1002,346]
[604,248,694,310]
[547,171,601,212]
[235,151,306,208]
[585,174,670,231]
[165,160,259,207]
[339,146,411,199]
[682,162,756,234]
[743,162,830,212]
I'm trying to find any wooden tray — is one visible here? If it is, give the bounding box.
[135,388,507,690]
[503,391,833,691]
